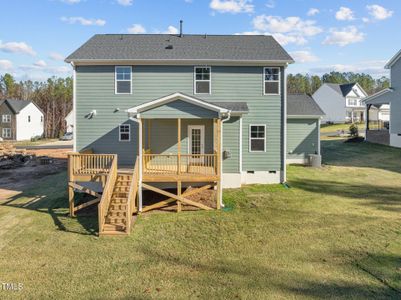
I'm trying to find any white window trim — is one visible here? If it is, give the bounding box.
[194,66,211,95]
[115,66,132,95]
[263,67,281,96]
[2,114,11,123]
[2,128,11,138]
[249,124,266,153]
[119,124,131,142]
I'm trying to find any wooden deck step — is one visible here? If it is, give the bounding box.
[103,223,126,231]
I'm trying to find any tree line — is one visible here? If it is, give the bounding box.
[0,71,390,138]
[287,71,390,95]
[0,73,72,138]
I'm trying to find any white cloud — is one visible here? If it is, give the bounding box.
[49,52,65,61]
[289,50,319,63]
[0,59,13,70]
[323,26,365,47]
[61,16,106,26]
[117,0,133,6]
[164,26,179,34]
[61,0,82,4]
[250,15,322,45]
[34,60,47,67]
[0,41,36,56]
[367,4,393,20]
[210,0,254,14]
[307,8,319,16]
[265,0,275,9]
[335,7,355,21]
[310,60,389,78]
[127,24,146,34]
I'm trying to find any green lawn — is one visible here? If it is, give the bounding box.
[321,123,367,134]
[1,140,401,299]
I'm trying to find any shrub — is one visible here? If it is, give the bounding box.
[349,123,359,137]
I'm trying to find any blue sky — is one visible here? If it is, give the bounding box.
[0,0,399,80]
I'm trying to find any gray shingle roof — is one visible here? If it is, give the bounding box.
[326,83,358,97]
[65,34,294,63]
[287,94,325,116]
[213,102,248,113]
[2,99,32,114]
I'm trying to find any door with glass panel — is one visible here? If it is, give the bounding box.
[188,125,205,164]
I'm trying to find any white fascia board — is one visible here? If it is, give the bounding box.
[385,49,401,69]
[126,92,229,114]
[68,59,294,67]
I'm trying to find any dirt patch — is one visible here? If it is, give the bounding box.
[0,148,68,200]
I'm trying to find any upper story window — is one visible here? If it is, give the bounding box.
[115,66,132,94]
[119,124,130,142]
[264,67,280,95]
[2,114,11,123]
[249,125,266,152]
[194,67,211,94]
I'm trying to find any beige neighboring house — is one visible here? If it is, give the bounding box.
[0,99,44,141]
[65,110,74,133]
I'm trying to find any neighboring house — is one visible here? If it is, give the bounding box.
[313,82,368,124]
[287,94,325,164]
[65,110,74,133]
[0,99,44,141]
[364,49,401,147]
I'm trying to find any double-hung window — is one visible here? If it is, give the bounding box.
[194,67,211,94]
[249,125,266,152]
[2,114,11,123]
[115,66,132,94]
[2,128,11,138]
[264,67,280,95]
[119,124,130,141]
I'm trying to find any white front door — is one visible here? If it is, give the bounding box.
[188,125,205,160]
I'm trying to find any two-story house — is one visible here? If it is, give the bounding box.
[65,33,324,235]
[313,82,368,124]
[364,49,401,147]
[0,99,44,141]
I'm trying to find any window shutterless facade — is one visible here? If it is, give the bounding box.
[2,114,11,123]
[115,66,132,94]
[194,67,211,94]
[263,67,280,95]
[119,124,130,141]
[249,125,266,152]
[2,128,11,138]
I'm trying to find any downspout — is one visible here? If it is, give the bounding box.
[129,114,143,212]
[220,111,231,208]
[282,64,288,183]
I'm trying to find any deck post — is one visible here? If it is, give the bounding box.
[67,154,75,217]
[216,118,222,209]
[148,119,151,150]
[138,117,143,212]
[177,118,181,175]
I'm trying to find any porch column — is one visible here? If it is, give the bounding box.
[177,118,182,212]
[138,117,143,212]
[216,118,222,210]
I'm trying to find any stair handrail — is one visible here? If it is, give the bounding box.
[98,154,118,234]
[126,157,139,233]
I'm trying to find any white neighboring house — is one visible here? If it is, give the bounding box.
[65,110,74,133]
[0,99,44,141]
[312,83,369,124]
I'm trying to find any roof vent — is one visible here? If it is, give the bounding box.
[165,45,173,50]
[179,20,183,37]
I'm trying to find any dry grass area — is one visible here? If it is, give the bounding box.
[1,139,401,299]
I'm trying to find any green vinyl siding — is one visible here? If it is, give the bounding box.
[141,100,218,119]
[75,65,284,171]
[287,118,319,159]
[222,117,240,173]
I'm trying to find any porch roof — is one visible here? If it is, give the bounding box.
[363,88,393,105]
[126,92,248,117]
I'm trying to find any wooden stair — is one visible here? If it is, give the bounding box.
[101,173,133,236]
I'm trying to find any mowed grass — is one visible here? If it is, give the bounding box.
[1,140,401,299]
[321,123,366,133]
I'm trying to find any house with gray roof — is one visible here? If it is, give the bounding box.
[312,82,368,124]
[364,49,401,147]
[0,99,44,141]
[65,32,328,234]
[287,94,325,164]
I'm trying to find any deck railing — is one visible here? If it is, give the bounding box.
[98,155,118,234]
[143,153,218,176]
[126,157,139,233]
[68,153,115,177]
